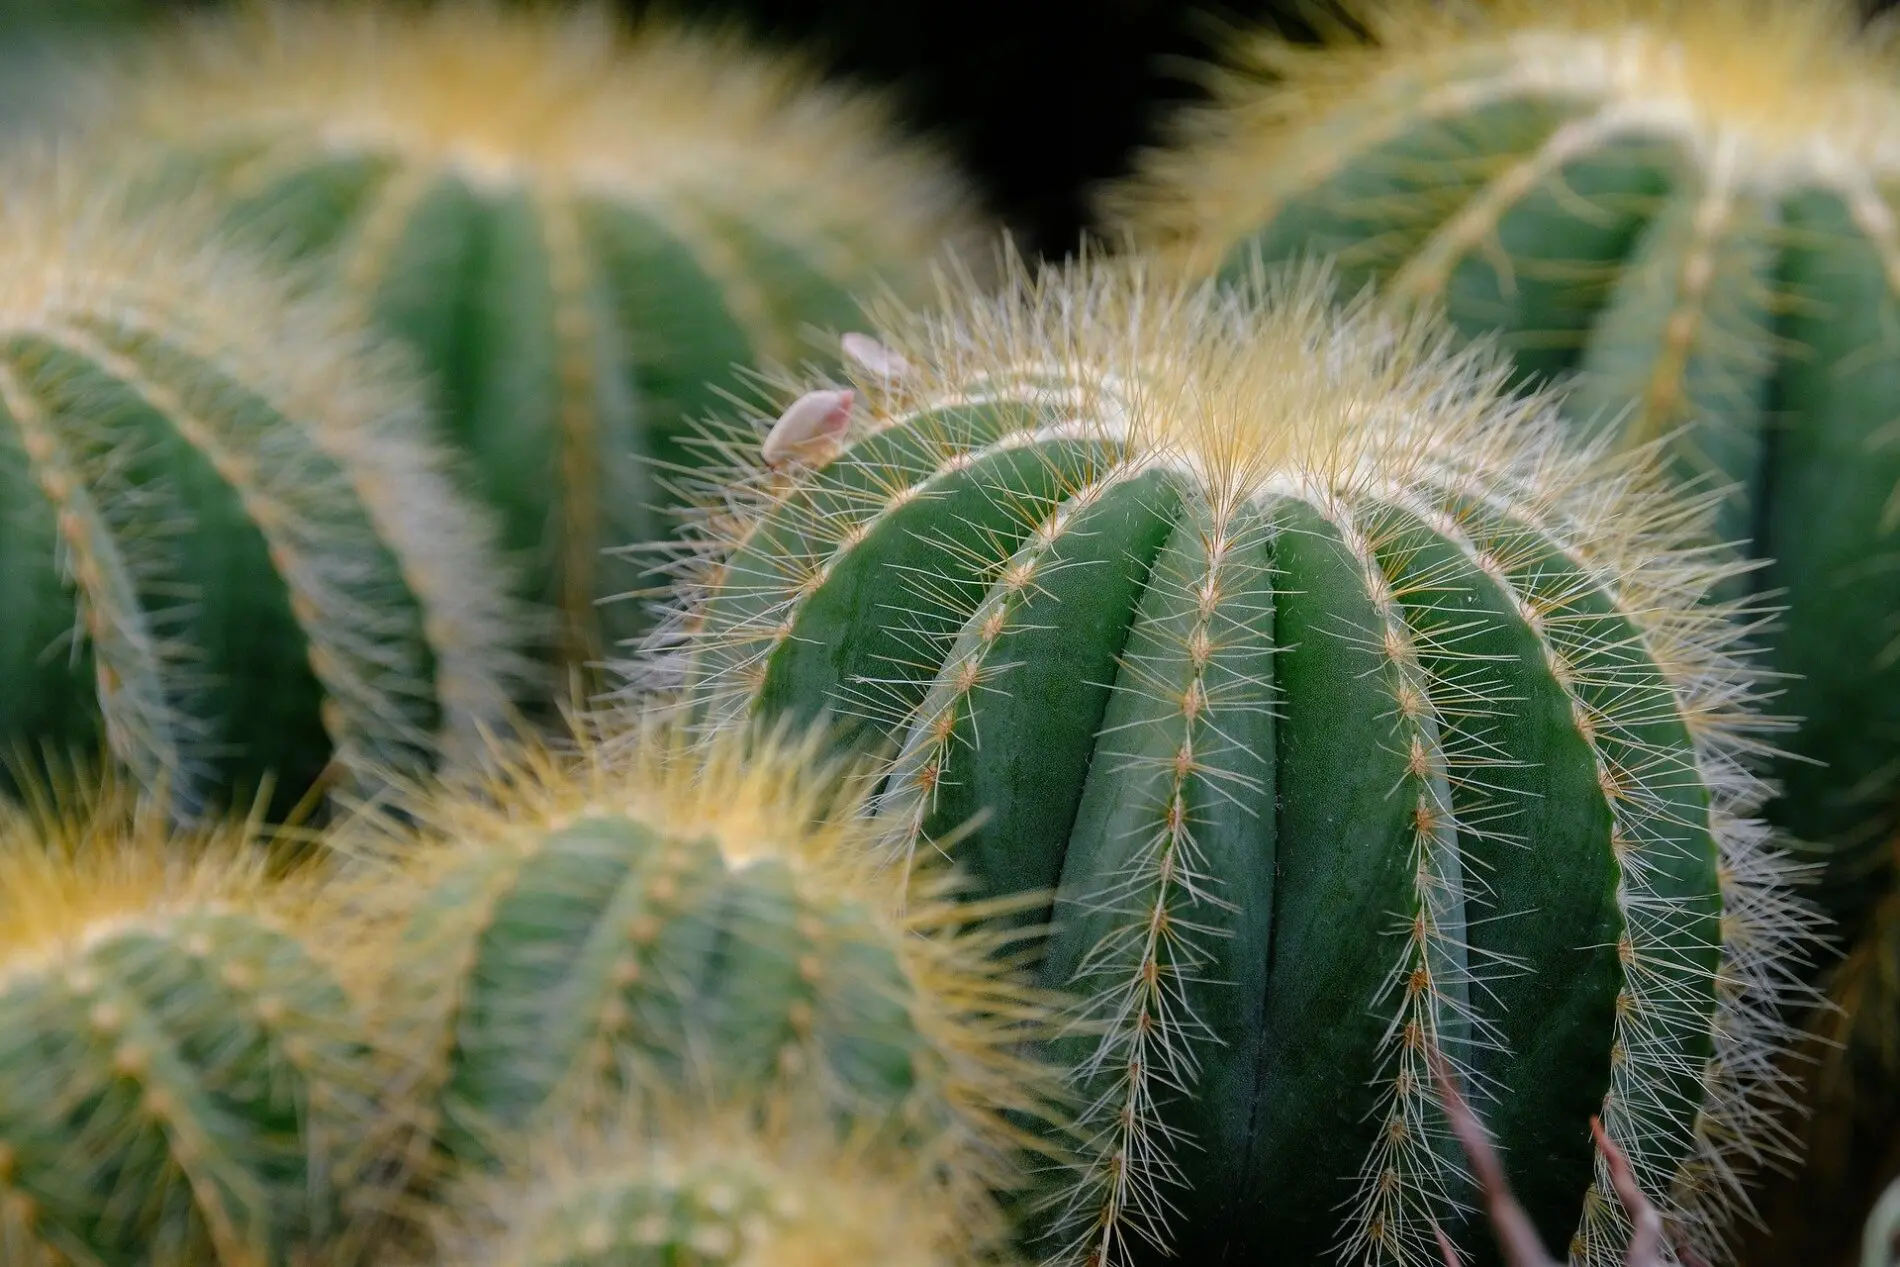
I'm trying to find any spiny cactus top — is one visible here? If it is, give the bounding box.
[0,770,386,1266]
[339,710,1059,1219]
[421,1102,1015,1267]
[0,156,525,820]
[65,0,990,669]
[1100,0,1900,897]
[632,256,1817,1267]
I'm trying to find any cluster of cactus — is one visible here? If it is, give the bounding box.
[8,0,1900,1263]
[0,714,1055,1265]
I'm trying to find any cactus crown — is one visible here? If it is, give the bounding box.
[0,152,527,806]
[80,0,982,289]
[1106,0,1900,273]
[632,254,1819,1264]
[421,1100,1013,1267]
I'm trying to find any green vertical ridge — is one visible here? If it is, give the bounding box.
[442,816,722,1142]
[1764,189,1900,871]
[752,435,1115,746]
[1041,494,1280,1259]
[1436,135,1673,385]
[216,153,394,263]
[1506,520,1722,1188]
[0,913,367,1266]
[1375,502,1622,1258]
[1221,98,1588,302]
[0,395,101,773]
[10,337,334,818]
[688,400,1038,724]
[1222,500,1425,1263]
[884,469,1183,909]
[1571,180,1780,549]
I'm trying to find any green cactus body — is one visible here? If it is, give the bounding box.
[0,775,383,1266]
[70,2,987,670]
[351,714,1055,1208]
[636,258,1815,1267]
[0,158,526,819]
[1100,0,1900,914]
[422,1105,1012,1267]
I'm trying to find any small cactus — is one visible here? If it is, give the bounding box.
[339,708,1059,1213]
[0,766,388,1266]
[415,1099,1016,1267]
[1099,0,1900,924]
[0,153,527,820]
[631,254,1818,1267]
[63,0,990,669]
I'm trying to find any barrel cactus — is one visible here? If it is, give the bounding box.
[0,155,526,820]
[0,767,388,1265]
[418,1101,1016,1267]
[63,0,990,670]
[1099,0,1900,918]
[632,255,1817,1267]
[341,708,1058,1216]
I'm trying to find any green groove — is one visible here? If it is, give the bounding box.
[0,393,106,776]
[885,469,1183,909]
[1221,98,1590,302]
[753,432,1116,746]
[1376,498,1622,1255]
[1436,135,1674,385]
[1041,493,1280,1253]
[1572,180,1780,549]
[419,814,930,1164]
[0,912,370,1266]
[1763,190,1900,867]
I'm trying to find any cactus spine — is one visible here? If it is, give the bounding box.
[417,1101,1017,1267]
[0,155,526,819]
[1101,0,1900,921]
[340,710,1057,1213]
[0,768,387,1265]
[633,255,1817,1267]
[69,0,989,669]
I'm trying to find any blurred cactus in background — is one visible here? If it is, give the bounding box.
[53,0,992,677]
[1101,0,1900,940]
[0,766,392,1266]
[414,1099,1019,1267]
[328,709,1061,1233]
[0,153,527,822]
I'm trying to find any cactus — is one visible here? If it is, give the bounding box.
[62,0,990,670]
[338,708,1059,1216]
[0,154,527,821]
[1096,0,1900,924]
[630,254,1819,1267]
[416,1099,1016,1267]
[0,765,389,1266]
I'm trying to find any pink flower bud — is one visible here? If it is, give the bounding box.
[762,388,854,468]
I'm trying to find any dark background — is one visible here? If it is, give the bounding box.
[39,0,1900,258]
[639,0,1900,258]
